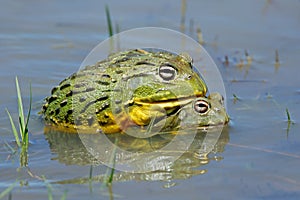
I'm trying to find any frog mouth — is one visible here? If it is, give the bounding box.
[133,95,200,110]
[140,90,203,102]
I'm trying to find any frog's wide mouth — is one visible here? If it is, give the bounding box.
[130,87,206,107]
[133,94,202,109]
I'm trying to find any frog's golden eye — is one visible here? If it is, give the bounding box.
[194,99,210,114]
[159,64,177,81]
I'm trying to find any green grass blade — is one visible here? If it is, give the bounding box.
[89,165,93,180]
[6,109,21,147]
[88,165,93,193]
[107,164,115,185]
[47,186,53,200]
[107,138,117,185]
[286,108,291,122]
[20,143,28,167]
[105,5,113,37]
[115,22,120,34]
[25,83,32,132]
[42,176,53,200]
[60,191,68,200]
[102,139,118,187]
[4,141,16,154]
[0,182,15,199]
[15,77,25,137]
[22,82,32,149]
[8,192,12,200]
[18,116,24,139]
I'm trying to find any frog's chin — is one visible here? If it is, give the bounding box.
[197,118,230,129]
[177,123,228,133]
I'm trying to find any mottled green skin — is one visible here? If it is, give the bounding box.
[42,49,209,133]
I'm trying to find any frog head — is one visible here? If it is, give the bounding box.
[117,52,208,127]
[179,92,230,128]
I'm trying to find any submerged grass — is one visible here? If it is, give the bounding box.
[102,138,118,187]
[4,141,17,156]
[0,182,15,199]
[98,139,118,200]
[6,77,32,167]
[88,165,93,193]
[42,176,68,200]
[107,165,115,186]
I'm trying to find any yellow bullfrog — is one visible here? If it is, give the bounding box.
[42,49,228,134]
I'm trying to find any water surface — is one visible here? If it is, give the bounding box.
[1,0,300,199]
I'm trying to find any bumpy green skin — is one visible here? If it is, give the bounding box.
[42,49,218,133]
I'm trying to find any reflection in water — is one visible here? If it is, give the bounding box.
[44,127,229,183]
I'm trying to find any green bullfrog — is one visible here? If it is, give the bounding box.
[42,49,228,134]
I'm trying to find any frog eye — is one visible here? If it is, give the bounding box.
[159,64,177,81]
[194,99,210,114]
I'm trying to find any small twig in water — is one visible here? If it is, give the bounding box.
[275,49,280,64]
[274,49,280,70]
[233,94,241,103]
[180,0,187,33]
[245,49,252,64]
[189,19,194,36]
[196,27,204,45]
[223,55,229,66]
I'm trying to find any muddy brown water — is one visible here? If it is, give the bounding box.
[1,0,300,199]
